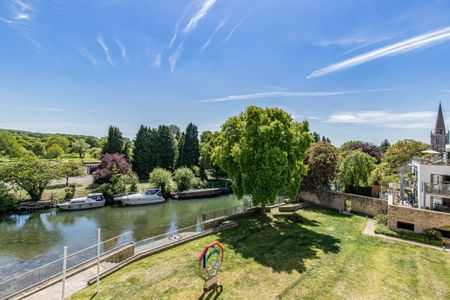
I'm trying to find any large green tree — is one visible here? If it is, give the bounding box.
[337,150,375,192]
[301,141,338,191]
[102,126,126,155]
[177,123,199,168]
[213,106,312,209]
[383,139,429,173]
[61,161,85,186]
[155,125,176,170]
[0,157,63,201]
[199,131,225,178]
[132,125,156,179]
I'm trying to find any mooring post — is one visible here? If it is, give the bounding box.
[61,246,67,300]
[97,228,101,294]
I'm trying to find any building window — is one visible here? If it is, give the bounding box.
[397,221,415,231]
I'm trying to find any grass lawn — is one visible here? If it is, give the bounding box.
[70,207,450,300]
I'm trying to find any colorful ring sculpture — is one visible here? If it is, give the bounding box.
[198,241,224,281]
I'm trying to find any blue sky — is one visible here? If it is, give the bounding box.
[2,0,450,145]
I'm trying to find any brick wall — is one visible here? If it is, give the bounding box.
[299,190,388,216]
[387,205,450,233]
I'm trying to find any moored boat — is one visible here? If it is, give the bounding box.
[57,193,106,211]
[114,188,165,206]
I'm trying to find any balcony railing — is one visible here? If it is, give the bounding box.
[425,183,450,195]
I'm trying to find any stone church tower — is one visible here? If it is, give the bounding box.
[430,102,449,155]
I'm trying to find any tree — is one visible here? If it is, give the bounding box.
[301,142,338,191]
[32,142,46,157]
[0,157,63,201]
[61,161,85,186]
[45,135,70,152]
[177,123,199,167]
[149,167,174,197]
[380,139,391,152]
[71,139,90,158]
[174,167,196,191]
[132,125,156,179]
[46,144,64,159]
[85,136,99,148]
[337,150,375,192]
[98,167,138,201]
[93,153,131,183]
[199,131,225,178]
[155,125,176,170]
[0,132,28,158]
[340,140,383,162]
[213,106,312,209]
[383,139,429,173]
[102,126,125,155]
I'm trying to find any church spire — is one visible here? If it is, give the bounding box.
[435,102,446,134]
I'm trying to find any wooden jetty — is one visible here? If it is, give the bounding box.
[171,188,232,200]
[19,201,53,211]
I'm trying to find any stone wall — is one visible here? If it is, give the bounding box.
[387,205,450,233]
[299,190,388,216]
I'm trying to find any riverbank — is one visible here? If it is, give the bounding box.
[70,207,450,300]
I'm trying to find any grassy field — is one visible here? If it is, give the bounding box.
[70,207,450,300]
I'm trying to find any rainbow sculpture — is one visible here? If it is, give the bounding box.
[198,241,224,289]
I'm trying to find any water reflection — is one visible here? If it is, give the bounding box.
[0,195,241,280]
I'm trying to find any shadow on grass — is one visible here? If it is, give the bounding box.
[217,214,340,274]
[198,285,223,300]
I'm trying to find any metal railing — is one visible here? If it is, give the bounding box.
[426,183,450,195]
[0,231,133,299]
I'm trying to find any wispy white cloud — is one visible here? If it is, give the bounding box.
[183,0,217,34]
[326,111,436,129]
[169,1,195,49]
[308,27,450,79]
[17,106,66,112]
[97,35,114,66]
[78,47,98,66]
[169,42,184,73]
[223,8,253,43]
[1,0,40,46]
[200,19,226,52]
[115,39,128,62]
[200,89,392,103]
[153,52,162,69]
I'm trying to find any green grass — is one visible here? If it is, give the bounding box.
[70,207,450,300]
[375,223,444,247]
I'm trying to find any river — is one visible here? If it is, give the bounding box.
[0,194,243,281]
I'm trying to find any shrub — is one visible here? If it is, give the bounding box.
[149,168,174,198]
[93,153,131,183]
[424,229,443,241]
[97,169,138,201]
[374,214,387,226]
[174,167,195,191]
[0,182,16,212]
[64,184,76,200]
[375,224,443,247]
[46,144,64,159]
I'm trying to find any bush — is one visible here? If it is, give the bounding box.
[374,214,387,226]
[46,144,64,159]
[93,153,131,183]
[64,184,76,200]
[424,229,443,241]
[0,182,16,212]
[149,168,174,198]
[97,168,138,201]
[375,224,443,247]
[174,167,195,191]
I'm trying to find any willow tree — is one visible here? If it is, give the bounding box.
[337,150,375,192]
[213,106,312,210]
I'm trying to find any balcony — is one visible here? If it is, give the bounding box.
[425,183,450,195]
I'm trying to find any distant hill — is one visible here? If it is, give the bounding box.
[0,128,97,140]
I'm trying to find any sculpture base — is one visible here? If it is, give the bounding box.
[203,276,218,292]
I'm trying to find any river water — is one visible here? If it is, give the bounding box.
[0,195,242,280]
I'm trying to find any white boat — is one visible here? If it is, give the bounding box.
[57,193,106,211]
[114,188,165,206]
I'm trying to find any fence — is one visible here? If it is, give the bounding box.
[0,231,133,300]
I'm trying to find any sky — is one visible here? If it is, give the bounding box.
[2,0,450,145]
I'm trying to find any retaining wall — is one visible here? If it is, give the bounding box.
[299,190,388,216]
[387,205,450,233]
